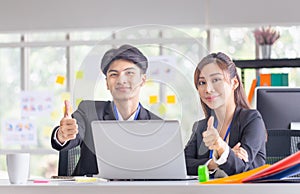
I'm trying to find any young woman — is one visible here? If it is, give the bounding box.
[184,52,266,177]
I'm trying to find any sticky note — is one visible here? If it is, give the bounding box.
[61,92,70,101]
[149,95,158,104]
[158,104,167,115]
[166,95,176,104]
[56,75,65,85]
[75,177,98,183]
[145,79,155,86]
[76,71,84,79]
[43,126,52,137]
[34,179,49,183]
[50,111,60,120]
[76,98,83,107]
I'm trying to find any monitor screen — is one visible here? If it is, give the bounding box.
[255,87,300,129]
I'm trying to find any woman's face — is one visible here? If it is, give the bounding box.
[196,63,237,110]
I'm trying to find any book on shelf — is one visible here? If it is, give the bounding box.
[259,74,271,86]
[258,73,288,87]
[271,73,288,86]
[247,73,289,104]
[247,79,257,104]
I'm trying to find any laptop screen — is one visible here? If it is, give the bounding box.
[91,120,188,180]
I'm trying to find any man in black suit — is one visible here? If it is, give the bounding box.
[51,45,160,176]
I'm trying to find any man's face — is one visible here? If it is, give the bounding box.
[105,59,146,102]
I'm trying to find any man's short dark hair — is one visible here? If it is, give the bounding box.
[100,44,148,75]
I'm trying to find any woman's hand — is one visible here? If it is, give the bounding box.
[207,159,218,171]
[232,142,249,162]
[202,116,227,155]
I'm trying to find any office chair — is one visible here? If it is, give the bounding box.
[266,129,300,165]
[58,146,81,176]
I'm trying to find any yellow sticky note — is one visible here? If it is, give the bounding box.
[76,98,83,107]
[145,79,155,86]
[158,104,167,115]
[43,126,52,137]
[75,177,98,183]
[51,111,60,120]
[166,95,176,104]
[56,75,65,85]
[61,92,70,101]
[149,95,158,104]
[76,71,84,79]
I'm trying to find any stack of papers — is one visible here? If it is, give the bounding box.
[48,176,108,183]
[203,151,300,184]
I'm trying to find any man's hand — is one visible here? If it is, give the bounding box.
[232,142,249,162]
[57,100,78,144]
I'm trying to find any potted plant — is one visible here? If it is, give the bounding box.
[253,26,280,59]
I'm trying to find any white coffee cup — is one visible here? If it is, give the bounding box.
[6,153,30,184]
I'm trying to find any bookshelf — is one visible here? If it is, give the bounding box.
[233,58,300,86]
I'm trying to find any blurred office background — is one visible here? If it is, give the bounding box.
[1,0,300,178]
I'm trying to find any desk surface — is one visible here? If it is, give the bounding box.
[0,179,300,194]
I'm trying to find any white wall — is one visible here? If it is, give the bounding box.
[208,0,300,27]
[0,0,300,32]
[0,0,206,32]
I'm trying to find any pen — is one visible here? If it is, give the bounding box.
[50,176,75,181]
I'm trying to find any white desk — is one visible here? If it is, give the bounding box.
[0,179,299,194]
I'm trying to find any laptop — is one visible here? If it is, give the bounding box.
[91,120,193,180]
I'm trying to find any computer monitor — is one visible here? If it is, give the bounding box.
[255,87,300,129]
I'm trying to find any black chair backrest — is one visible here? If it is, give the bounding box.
[58,146,81,176]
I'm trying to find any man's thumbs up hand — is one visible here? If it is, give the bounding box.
[64,100,71,118]
[57,100,78,144]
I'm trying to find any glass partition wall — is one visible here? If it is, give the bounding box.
[1,25,300,178]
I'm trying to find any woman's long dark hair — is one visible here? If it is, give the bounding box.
[194,52,250,118]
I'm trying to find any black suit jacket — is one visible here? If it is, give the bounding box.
[51,100,161,176]
[184,106,266,176]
